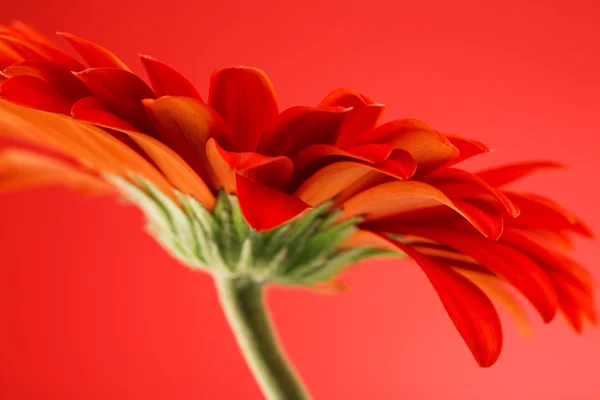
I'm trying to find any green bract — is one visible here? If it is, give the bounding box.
[108,175,397,286]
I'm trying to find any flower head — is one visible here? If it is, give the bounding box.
[0,21,595,368]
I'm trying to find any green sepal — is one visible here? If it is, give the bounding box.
[109,175,405,286]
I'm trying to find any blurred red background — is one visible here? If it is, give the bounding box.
[1,0,599,399]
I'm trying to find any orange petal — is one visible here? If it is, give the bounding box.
[500,228,595,293]
[425,168,520,217]
[369,119,459,176]
[0,148,111,194]
[398,227,559,323]
[143,96,232,188]
[235,173,309,231]
[208,67,278,152]
[140,55,202,100]
[504,191,594,238]
[75,68,155,132]
[388,238,503,367]
[295,151,416,206]
[340,180,504,239]
[319,87,377,108]
[477,160,567,188]
[548,270,597,333]
[258,106,350,156]
[56,109,217,208]
[3,60,92,102]
[319,87,386,147]
[10,21,59,49]
[292,143,393,174]
[58,32,129,70]
[457,269,533,338]
[1,75,73,114]
[444,134,492,166]
[1,33,82,71]
[0,100,175,198]
[205,138,293,190]
[71,97,138,130]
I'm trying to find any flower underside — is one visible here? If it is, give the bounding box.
[0,21,596,373]
[111,175,394,286]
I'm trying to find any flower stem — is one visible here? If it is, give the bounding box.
[216,277,311,400]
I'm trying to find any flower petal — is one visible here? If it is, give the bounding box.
[0,100,174,196]
[3,60,92,102]
[292,143,393,174]
[0,34,83,71]
[319,88,386,147]
[499,228,595,293]
[548,270,597,333]
[0,148,111,194]
[205,137,293,191]
[143,96,232,188]
[58,32,129,70]
[397,227,559,323]
[1,75,73,114]
[140,55,202,100]
[477,161,567,188]
[386,237,503,368]
[208,67,278,152]
[235,173,309,231]
[295,151,416,206]
[369,119,459,175]
[341,180,504,239]
[75,68,156,132]
[425,168,520,217]
[10,21,59,49]
[71,97,137,130]
[444,134,492,166]
[504,191,594,238]
[258,106,350,156]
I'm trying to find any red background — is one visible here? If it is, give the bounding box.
[1,0,599,399]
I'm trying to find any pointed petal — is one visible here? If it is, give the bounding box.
[500,228,595,293]
[549,271,597,333]
[319,87,386,147]
[457,269,533,338]
[425,168,520,217]
[504,191,594,238]
[477,161,567,187]
[205,138,293,191]
[143,96,232,188]
[444,134,492,166]
[0,148,111,194]
[369,119,459,175]
[71,97,138,130]
[1,75,73,114]
[140,55,202,100]
[397,227,559,323]
[295,151,416,206]
[319,87,377,108]
[235,173,309,231]
[0,34,83,71]
[10,21,58,49]
[0,100,174,197]
[3,60,92,102]
[208,67,278,151]
[341,180,504,239]
[75,68,155,132]
[292,143,393,174]
[388,238,503,367]
[58,32,129,70]
[258,105,351,157]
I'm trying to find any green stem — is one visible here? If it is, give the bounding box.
[216,277,311,400]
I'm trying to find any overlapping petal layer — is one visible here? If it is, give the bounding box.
[0,21,594,368]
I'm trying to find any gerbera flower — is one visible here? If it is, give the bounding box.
[0,21,595,399]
